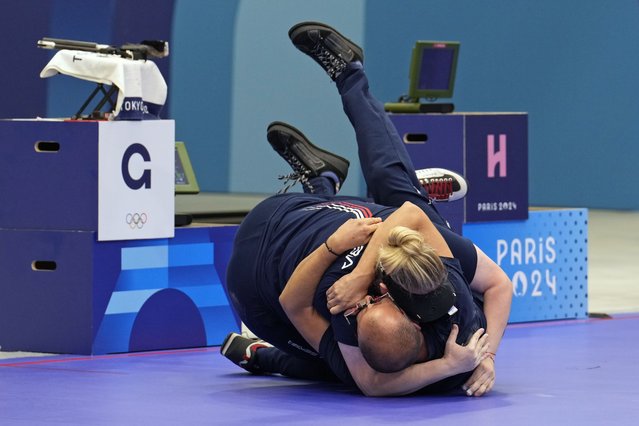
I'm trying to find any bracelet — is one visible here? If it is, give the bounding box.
[486,351,496,361]
[324,240,340,257]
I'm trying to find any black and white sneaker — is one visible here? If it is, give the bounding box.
[221,332,272,374]
[267,121,349,193]
[416,168,468,202]
[289,21,364,80]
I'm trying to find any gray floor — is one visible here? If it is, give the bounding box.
[587,209,639,314]
[1,207,637,360]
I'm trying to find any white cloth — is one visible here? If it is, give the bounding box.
[40,50,167,120]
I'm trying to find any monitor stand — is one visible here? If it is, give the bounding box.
[384,102,454,114]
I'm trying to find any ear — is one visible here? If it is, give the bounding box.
[411,320,422,331]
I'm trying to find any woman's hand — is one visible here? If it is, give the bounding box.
[462,356,495,397]
[442,325,490,375]
[327,217,382,254]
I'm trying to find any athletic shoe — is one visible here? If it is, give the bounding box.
[416,168,468,202]
[221,332,272,374]
[289,21,364,80]
[267,121,349,193]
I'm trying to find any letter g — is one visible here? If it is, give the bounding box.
[122,143,152,189]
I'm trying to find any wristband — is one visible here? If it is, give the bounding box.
[324,240,340,257]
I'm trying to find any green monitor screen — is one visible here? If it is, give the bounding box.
[175,141,200,194]
[408,41,460,101]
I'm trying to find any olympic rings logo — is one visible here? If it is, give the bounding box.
[126,212,148,229]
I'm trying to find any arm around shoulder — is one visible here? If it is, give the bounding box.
[470,245,512,354]
[339,324,489,397]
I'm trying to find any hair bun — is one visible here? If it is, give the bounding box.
[378,226,445,294]
[387,226,424,254]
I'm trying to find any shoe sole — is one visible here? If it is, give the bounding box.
[416,168,468,202]
[267,121,350,180]
[288,21,364,63]
[220,332,241,356]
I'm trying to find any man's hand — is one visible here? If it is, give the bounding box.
[326,271,373,314]
[327,217,382,254]
[462,357,495,397]
[442,325,490,375]
[325,218,382,314]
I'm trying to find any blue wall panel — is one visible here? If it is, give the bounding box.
[364,0,639,209]
[0,0,51,118]
[1,0,638,209]
[45,0,175,119]
[112,0,175,117]
[46,0,117,118]
[229,0,365,196]
[170,0,239,192]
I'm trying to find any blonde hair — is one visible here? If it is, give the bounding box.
[378,226,447,294]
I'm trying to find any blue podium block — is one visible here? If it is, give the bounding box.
[0,225,238,355]
[463,209,588,323]
[389,113,528,232]
[0,120,99,231]
[0,119,174,239]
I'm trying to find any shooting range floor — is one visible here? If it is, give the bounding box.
[2,314,637,425]
[2,209,637,425]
